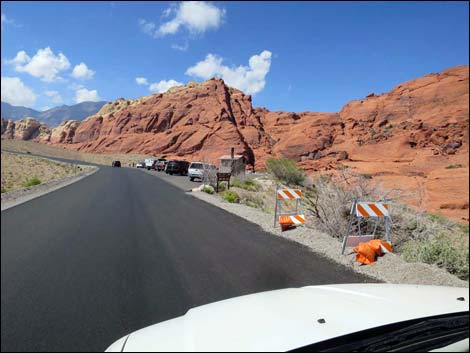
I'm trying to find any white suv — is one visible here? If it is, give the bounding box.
[188,162,216,182]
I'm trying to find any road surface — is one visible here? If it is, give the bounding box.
[1,163,374,352]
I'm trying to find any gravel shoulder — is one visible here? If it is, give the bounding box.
[1,152,99,211]
[190,190,469,288]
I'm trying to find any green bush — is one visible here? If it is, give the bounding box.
[202,185,214,194]
[266,158,305,186]
[216,182,227,192]
[231,178,262,191]
[222,190,240,203]
[401,236,469,280]
[1,187,6,193]
[23,177,42,187]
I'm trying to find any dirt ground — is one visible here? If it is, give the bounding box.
[1,152,86,192]
[1,139,153,167]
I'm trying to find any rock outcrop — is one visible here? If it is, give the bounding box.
[1,117,81,144]
[1,117,51,142]
[1,66,468,222]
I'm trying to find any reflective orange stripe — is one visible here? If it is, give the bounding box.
[368,204,384,217]
[293,189,302,198]
[279,216,293,225]
[283,190,294,199]
[294,215,305,223]
[356,204,369,217]
[383,204,389,210]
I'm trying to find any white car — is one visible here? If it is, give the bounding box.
[136,162,145,168]
[144,158,157,170]
[188,162,217,182]
[106,284,469,352]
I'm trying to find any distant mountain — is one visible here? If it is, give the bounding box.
[1,101,106,127]
[1,102,41,120]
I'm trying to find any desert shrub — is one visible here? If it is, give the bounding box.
[216,182,227,192]
[241,193,264,208]
[1,187,6,193]
[445,164,464,169]
[23,177,42,187]
[304,171,469,280]
[360,173,373,180]
[231,178,262,191]
[401,235,469,280]
[266,158,305,186]
[222,190,240,203]
[202,185,215,194]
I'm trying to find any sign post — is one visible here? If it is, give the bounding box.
[216,172,231,193]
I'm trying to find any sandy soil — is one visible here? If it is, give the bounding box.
[1,152,91,193]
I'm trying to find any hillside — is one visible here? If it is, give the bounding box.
[1,66,468,222]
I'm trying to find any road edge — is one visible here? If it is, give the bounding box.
[1,166,99,212]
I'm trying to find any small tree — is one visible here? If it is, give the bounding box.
[266,158,305,186]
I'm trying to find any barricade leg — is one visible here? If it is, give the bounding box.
[342,216,355,255]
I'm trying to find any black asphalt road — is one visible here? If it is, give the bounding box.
[1,165,375,352]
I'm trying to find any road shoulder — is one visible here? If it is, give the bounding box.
[189,190,469,288]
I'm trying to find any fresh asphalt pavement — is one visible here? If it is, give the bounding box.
[1,163,375,352]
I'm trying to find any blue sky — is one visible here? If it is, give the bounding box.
[1,1,468,112]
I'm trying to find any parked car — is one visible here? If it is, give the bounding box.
[136,161,145,168]
[112,160,121,168]
[145,158,157,170]
[155,159,168,171]
[188,162,217,181]
[151,158,167,170]
[165,160,190,175]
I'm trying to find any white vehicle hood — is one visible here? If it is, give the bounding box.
[106,284,469,352]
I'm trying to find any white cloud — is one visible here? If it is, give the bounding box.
[1,77,37,107]
[171,42,189,51]
[140,1,225,38]
[6,51,30,66]
[71,62,95,80]
[1,13,16,29]
[42,106,51,111]
[45,90,63,104]
[138,19,157,36]
[149,79,184,93]
[8,47,71,82]
[185,50,272,95]
[135,77,148,85]
[75,88,101,103]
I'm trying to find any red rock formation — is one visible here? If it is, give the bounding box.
[2,66,468,222]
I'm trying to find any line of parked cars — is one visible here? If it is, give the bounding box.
[135,158,217,181]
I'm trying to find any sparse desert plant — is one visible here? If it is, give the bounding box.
[304,170,469,279]
[231,178,262,191]
[401,234,469,280]
[445,164,464,169]
[202,185,215,194]
[23,177,42,187]
[1,187,6,193]
[222,190,240,203]
[266,158,305,186]
[241,193,264,208]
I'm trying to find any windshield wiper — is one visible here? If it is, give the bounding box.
[291,311,469,352]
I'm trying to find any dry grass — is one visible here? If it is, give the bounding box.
[1,139,153,167]
[1,152,84,192]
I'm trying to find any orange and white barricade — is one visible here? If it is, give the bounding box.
[341,199,391,254]
[274,188,305,230]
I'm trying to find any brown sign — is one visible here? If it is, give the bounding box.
[216,173,231,192]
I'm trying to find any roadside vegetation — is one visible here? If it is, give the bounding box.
[203,157,468,281]
[1,152,84,193]
[23,177,42,187]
